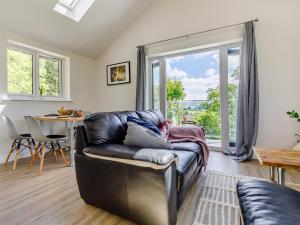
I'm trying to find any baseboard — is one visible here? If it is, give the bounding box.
[0,155,6,164]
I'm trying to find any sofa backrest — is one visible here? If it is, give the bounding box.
[83,110,164,145]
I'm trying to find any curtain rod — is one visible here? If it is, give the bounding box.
[137,18,259,48]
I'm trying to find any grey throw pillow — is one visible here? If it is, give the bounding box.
[124,122,171,149]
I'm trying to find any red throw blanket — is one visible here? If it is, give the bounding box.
[167,126,209,167]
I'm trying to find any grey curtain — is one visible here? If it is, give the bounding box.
[136,46,146,111]
[226,21,259,161]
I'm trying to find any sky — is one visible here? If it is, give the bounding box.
[165,48,240,100]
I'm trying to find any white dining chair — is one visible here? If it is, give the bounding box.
[25,116,69,175]
[0,115,35,170]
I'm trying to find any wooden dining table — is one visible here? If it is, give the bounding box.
[34,116,84,167]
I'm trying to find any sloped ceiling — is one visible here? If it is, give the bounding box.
[0,0,152,58]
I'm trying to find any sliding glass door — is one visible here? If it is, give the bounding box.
[152,60,161,111]
[227,47,240,147]
[150,43,241,150]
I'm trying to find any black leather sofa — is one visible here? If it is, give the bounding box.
[237,180,300,225]
[75,110,205,225]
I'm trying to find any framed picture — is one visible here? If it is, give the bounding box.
[107,61,131,85]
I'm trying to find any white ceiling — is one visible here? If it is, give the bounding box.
[0,0,152,58]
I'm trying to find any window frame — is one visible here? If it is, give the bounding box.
[151,60,160,111]
[58,0,81,11]
[6,43,65,101]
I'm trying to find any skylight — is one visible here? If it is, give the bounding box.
[58,0,81,10]
[54,0,95,22]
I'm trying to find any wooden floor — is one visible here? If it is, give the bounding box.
[0,151,299,225]
[207,151,300,185]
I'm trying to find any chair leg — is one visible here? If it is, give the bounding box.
[29,143,40,170]
[4,141,15,168]
[38,146,46,176]
[53,150,58,161]
[50,142,58,161]
[27,139,33,157]
[12,141,21,171]
[31,138,36,146]
[59,148,69,167]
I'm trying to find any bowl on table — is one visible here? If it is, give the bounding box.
[58,107,73,116]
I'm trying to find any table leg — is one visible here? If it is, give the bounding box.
[269,166,276,182]
[40,120,44,130]
[69,122,75,167]
[65,122,68,142]
[277,168,286,185]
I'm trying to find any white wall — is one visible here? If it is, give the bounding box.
[0,29,98,163]
[95,0,300,149]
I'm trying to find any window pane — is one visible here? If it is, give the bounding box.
[7,49,33,95]
[59,0,79,8]
[165,51,221,147]
[228,47,240,146]
[39,57,60,97]
[152,61,160,110]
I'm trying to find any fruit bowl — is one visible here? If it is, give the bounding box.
[58,107,73,116]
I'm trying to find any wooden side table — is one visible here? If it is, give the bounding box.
[254,146,300,185]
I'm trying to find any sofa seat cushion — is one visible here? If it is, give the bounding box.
[237,180,300,225]
[171,142,202,163]
[173,150,198,191]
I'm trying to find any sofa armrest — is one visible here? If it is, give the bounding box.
[133,149,178,167]
[75,125,88,155]
[75,152,177,225]
[83,148,178,170]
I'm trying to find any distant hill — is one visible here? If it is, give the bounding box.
[180,100,207,111]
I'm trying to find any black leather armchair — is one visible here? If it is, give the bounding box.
[75,110,205,225]
[237,180,300,225]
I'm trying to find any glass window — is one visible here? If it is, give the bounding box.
[39,57,61,97]
[7,44,64,100]
[165,51,221,146]
[7,49,33,95]
[54,0,94,22]
[58,0,80,9]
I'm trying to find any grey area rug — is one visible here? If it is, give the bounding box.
[192,170,262,225]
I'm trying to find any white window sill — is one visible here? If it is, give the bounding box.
[1,97,74,102]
